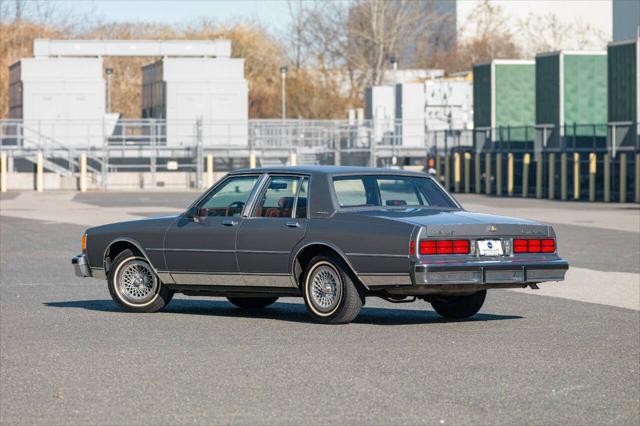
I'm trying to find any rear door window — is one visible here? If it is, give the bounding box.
[254,176,301,218]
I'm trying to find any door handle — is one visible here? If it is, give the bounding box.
[222,220,238,226]
[286,221,300,228]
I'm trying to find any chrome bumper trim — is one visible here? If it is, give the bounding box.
[72,254,92,278]
[414,259,569,285]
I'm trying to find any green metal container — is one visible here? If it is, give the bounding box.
[608,39,639,124]
[473,60,535,129]
[535,51,607,135]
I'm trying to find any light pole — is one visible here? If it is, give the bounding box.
[389,56,398,155]
[280,66,288,122]
[105,67,113,113]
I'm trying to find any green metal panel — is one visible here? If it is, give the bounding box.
[536,54,560,126]
[495,64,535,128]
[608,41,637,123]
[564,54,607,127]
[473,64,491,128]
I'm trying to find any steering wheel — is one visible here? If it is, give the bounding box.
[225,201,245,217]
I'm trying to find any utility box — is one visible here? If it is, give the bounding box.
[535,51,607,133]
[473,60,535,130]
[395,82,425,147]
[8,58,106,147]
[425,79,473,131]
[364,86,395,144]
[142,57,248,147]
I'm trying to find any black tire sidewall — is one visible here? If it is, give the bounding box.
[302,255,362,323]
[108,249,172,312]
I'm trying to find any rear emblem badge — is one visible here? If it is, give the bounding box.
[489,225,497,232]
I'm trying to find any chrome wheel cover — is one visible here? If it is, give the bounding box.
[116,259,158,304]
[309,265,342,313]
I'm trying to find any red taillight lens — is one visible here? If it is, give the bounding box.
[410,241,416,255]
[419,239,470,255]
[513,238,555,254]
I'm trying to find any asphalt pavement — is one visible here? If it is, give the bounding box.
[1,191,638,425]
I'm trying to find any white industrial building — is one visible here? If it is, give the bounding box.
[424,79,473,131]
[9,56,107,147]
[8,39,247,149]
[395,82,426,147]
[365,76,473,147]
[142,57,248,147]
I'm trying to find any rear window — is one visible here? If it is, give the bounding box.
[332,175,456,208]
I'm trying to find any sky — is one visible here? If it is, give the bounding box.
[63,0,294,32]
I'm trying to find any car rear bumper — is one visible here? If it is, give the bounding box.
[72,254,92,278]
[414,258,569,285]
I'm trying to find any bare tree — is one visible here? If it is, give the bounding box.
[300,0,446,96]
[518,13,608,56]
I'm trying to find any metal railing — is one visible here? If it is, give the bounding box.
[0,118,637,195]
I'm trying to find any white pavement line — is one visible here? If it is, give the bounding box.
[509,267,640,311]
[0,192,181,227]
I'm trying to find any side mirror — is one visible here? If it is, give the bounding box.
[185,206,201,222]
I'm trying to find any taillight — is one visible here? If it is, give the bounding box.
[513,238,555,253]
[419,239,470,255]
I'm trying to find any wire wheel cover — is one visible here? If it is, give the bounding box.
[117,260,158,304]
[310,265,342,312]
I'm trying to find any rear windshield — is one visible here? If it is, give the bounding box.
[332,175,457,208]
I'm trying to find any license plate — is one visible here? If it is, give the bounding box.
[477,240,503,256]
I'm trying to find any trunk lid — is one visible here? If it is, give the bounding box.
[346,208,550,237]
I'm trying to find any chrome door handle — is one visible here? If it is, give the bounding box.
[286,221,300,228]
[222,220,238,226]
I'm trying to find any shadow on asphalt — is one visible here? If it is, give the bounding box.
[44,299,522,325]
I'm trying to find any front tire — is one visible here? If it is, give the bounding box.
[302,255,363,324]
[227,297,278,309]
[430,290,486,319]
[108,249,173,313]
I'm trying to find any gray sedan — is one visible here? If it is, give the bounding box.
[72,166,568,324]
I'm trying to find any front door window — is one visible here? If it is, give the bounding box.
[199,175,259,217]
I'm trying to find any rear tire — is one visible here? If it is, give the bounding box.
[108,249,173,313]
[227,297,278,309]
[302,255,363,324]
[430,290,486,319]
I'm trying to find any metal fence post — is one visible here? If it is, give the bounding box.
[495,152,503,196]
[444,153,451,191]
[548,152,555,199]
[195,118,203,188]
[636,153,640,203]
[573,152,580,200]
[36,151,44,192]
[474,153,481,194]
[101,117,107,191]
[619,152,627,203]
[522,153,530,198]
[535,153,543,199]
[80,153,87,192]
[589,153,596,202]
[507,153,514,196]
[464,152,471,193]
[604,153,611,202]
[560,152,567,200]
[0,151,7,192]
[485,152,492,194]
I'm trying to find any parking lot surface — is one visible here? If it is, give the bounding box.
[1,191,638,425]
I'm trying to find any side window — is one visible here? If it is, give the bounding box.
[254,176,301,218]
[333,177,368,207]
[295,178,309,218]
[199,175,259,217]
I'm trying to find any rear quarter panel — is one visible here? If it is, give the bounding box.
[306,213,416,274]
